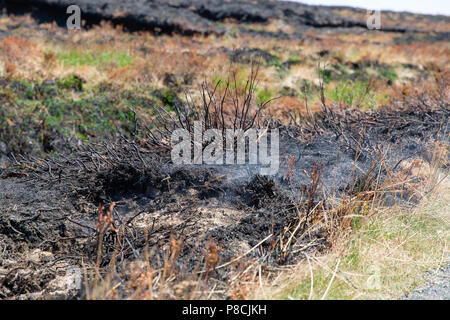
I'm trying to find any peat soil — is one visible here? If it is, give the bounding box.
[0,102,448,299]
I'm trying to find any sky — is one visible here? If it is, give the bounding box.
[284,0,450,16]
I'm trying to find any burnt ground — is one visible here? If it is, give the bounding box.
[0,101,448,299]
[2,0,449,37]
[0,0,448,300]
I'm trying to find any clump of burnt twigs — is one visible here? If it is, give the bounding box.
[147,61,277,150]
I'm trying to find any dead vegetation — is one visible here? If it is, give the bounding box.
[0,74,447,298]
[0,5,449,300]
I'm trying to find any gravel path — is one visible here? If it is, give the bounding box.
[404,263,450,300]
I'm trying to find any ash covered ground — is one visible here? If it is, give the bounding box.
[1,102,447,299]
[0,0,448,300]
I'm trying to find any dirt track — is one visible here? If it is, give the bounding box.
[404,260,450,300]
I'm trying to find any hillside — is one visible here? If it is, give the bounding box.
[0,0,448,300]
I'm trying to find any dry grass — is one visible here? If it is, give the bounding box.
[253,162,449,300]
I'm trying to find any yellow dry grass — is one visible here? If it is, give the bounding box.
[253,169,449,300]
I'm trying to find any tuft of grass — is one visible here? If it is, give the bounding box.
[256,87,274,106]
[327,80,376,109]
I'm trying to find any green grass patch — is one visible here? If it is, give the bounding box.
[327,80,376,109]
[57,49,133,68]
